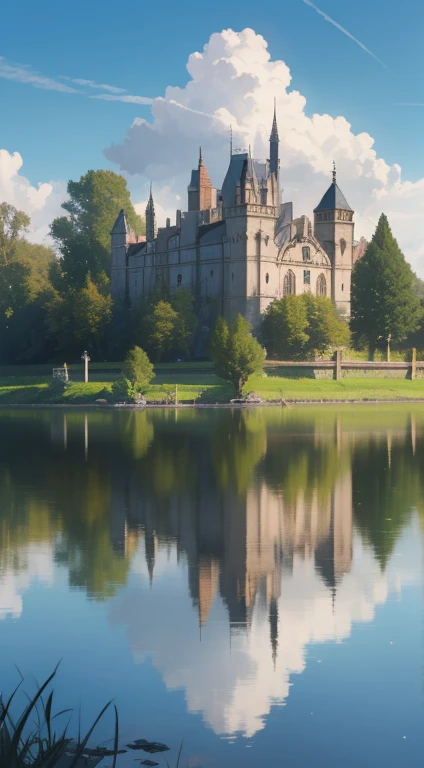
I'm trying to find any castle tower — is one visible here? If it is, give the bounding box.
[145,184,157,242]
[313,163,354,315]
[111,208,130,302]
[188,148,213,212]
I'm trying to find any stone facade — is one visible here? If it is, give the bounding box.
[111,108,355,332]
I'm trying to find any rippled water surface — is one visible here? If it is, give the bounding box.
[1,406,424,767]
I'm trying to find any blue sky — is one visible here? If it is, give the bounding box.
[1,0,424,273]
[1,0,423,183]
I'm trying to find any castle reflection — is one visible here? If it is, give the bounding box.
[0,407,423,736]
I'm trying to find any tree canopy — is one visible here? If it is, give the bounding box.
[351,214,422,354]
[261,294,349,359]
[50,170,144,288]
[210,314,265,395]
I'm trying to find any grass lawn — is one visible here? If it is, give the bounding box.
[0,369,423,405]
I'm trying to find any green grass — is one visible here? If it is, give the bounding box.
[0,371,423,405]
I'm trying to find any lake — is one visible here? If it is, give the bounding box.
[1,405,424,767]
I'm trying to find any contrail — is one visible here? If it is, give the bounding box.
[301,0,387,69]
[395,102,424,107]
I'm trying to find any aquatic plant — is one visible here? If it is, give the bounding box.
[0,665,119,767]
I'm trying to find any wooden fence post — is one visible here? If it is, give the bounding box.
[335,349,342,381]
[411,348,417,381]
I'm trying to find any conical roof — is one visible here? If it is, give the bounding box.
[314,182,352,213]
[111,209,130,235]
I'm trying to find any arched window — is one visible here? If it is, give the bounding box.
[316,273,327,297]
[340,238,347,256]
[266,273,269,284]
[302,246,311,262]
[210,270,214,278]
[283,270,296,296]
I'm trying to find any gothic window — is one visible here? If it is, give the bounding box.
[304,270,311,285]
[266,273,269,284]
[232,272,234,282]
[210,270,214,278]
[177,274,182,286]
[341,283,344,292]
[302,246,311,262]
[283,270,296,296]
[340,238,347,255]
[316,273,327,297]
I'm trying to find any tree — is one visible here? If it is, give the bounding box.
[210,314,265,396]
[50,170,144,288]
[0,204,56,362]
[170,287,198,356]
[146,300,179,362]
[351,214,422,355]
[302,293,350,356]
[0,203,30,264]
[123,346,154,391]
[73,276,112,357]
[261,295,309,359]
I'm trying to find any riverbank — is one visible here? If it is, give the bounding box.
[0,372,424,405]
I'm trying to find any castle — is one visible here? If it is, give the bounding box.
[111,105,355,330]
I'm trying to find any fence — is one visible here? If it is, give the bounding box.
[264,349,424,381]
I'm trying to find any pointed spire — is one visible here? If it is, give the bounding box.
[332,160,337,185]
[269,596,278,670]
[199,146,204,167]
[145,182,157,242]
[270,97,279,142]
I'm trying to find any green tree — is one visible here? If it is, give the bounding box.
[170,287,198,356]
[302,293,350,356]
[0,203,30,264]
[123,346,154,391]
[261,295,309,359]
[210,314,265,396]
[50,170,144,288]
[73,276,112,356]
[146,300,179,361]
[0,204,56,362]
[351,214,422,355]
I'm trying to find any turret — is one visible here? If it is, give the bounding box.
[188,148,214,211]
[145,184,157,242]
[111,209,130,302]
[313,163,354,314]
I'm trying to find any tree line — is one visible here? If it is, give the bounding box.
[1,169,423,374]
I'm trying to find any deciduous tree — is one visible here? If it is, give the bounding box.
[50,170,144,288]
[261,295,309,359]
[210,314,265,396]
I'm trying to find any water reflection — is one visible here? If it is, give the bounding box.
[0,407,423,747]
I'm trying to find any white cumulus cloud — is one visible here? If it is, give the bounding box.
[0,150,66,244]
[105,27,424,276]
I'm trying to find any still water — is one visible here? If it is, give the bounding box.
[1,406,424,767]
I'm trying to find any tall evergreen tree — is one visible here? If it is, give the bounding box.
[351,214,422,355]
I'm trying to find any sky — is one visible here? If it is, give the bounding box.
[1,0,424,273]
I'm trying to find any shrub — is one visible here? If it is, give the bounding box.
[122,346,154,392]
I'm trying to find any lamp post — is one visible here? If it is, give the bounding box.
[81,350,90,383]
[387,334,392,363]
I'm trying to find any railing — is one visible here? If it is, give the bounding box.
[264,350,423,381]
